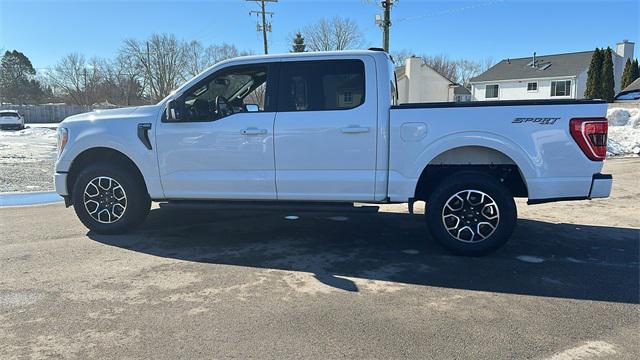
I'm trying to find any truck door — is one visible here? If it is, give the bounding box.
[274,57,378,201]
[156,63,277,200]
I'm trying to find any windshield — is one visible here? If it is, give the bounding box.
[0,112,19,118]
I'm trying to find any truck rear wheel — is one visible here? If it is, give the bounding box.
[425,171,517,256]
[72,163,150,234]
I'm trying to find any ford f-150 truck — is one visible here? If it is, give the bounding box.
[54,49,612,255]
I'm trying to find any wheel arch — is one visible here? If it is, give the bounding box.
[414,145,529,201]
[66,147,148,199]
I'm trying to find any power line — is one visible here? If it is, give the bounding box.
[396,0,505,22]
[246,0,277,55]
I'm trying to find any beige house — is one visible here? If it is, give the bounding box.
[396,56,469,103]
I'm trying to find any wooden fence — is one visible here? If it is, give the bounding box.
[0,104,95,123]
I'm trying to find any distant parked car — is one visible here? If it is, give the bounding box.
[0,110,25,130]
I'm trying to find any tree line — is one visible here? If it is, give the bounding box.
[0,35,253,106]
[585,47,639,102]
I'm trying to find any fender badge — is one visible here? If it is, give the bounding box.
[512,117,560,125]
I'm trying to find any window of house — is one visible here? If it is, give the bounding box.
[551,80,571,97]
[343,91,353,104]
[278,60,365,111]
[485,84,499,98]
[527,82,538,92]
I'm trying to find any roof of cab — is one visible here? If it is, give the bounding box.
[219,49,390,64]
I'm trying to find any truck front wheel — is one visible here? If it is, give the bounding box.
[72,163,151,234]
[425,171,517,256]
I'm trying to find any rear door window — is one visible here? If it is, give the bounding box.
[277,60,365,112]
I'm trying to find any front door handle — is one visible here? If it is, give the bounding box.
[241,128,268,135]
[340,126,370,134]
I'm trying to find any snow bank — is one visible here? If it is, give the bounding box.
[0,127,57,163]
[606,107,640,156]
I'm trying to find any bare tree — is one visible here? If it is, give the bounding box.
[113,54,145,105]
[184,41,207,78]
[47,53,93,105]
[121,33,187,102]
[479,56,495,72]
[184,41,248,79]
[456,59,481,87]
[421,54,458,83]
[390,49,413,66]
[391,53,496,87]
[303,17,363,52]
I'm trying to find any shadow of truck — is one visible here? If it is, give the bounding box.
[89,207,639,304]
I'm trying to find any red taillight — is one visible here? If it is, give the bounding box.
[570,118,608,161]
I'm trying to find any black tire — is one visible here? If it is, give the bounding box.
[425,171,517,256]
[72,162,150,234]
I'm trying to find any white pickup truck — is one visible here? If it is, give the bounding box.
[54,49,612,255]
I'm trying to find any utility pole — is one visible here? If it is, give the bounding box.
[247,0,277,54]
[377,0,395,52]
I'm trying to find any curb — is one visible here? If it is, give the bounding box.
[0,191,64,207]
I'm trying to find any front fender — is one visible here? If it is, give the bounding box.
[56,118,164,199]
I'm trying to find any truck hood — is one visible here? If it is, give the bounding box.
[61,105,161,125]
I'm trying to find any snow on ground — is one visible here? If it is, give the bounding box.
[607,107,640,157]
[0,126,57,192]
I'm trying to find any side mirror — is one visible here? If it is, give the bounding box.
[245,104,259,112]
[165,99,180,122]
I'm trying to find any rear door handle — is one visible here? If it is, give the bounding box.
[241,128,268,135]
[340,126,370,134]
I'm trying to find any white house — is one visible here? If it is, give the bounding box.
[469,40,635,101]
[396,56,470,103]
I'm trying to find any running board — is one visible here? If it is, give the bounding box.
[158,200,380,213]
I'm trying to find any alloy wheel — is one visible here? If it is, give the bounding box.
[83,176,127,224]
[441,189,500,243]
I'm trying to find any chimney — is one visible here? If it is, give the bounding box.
[532,52,537,68]
[616,39,635,62]
[405,55,421,77]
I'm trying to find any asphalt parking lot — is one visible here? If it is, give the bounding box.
[1,158,639,359]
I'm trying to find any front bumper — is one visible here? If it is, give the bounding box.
[0,123,24,129]
[54,172,69,196]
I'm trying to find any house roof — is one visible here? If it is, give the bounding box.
[622,77,640,92]
[470,50,597,83]
[452,85,471,95]
[395,62,455,84]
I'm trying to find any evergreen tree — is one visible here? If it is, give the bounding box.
[291,32,306,53]
[600,47,615,102]
[0,50,44,104]
[584,48,603,99]
[633,58,640,84]
[620,58,633,90]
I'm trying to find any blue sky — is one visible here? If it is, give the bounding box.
[0,0,638,70]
